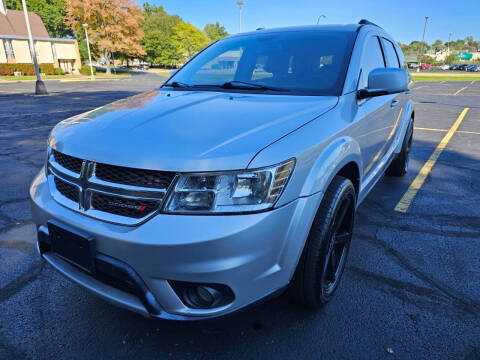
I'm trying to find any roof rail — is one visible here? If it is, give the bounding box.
[358,19,383,29]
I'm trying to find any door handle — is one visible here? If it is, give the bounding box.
[390,100,399,108]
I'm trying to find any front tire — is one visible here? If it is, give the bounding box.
[290,176,356,307]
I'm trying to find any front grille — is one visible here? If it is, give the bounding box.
[91,193,159,219]
[48,150,174,224]
[95,162,175,189]
[53,150,83,174]
[54,177,79,202]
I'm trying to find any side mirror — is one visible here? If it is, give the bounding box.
[169,70,178,77]
[357,68,409,100]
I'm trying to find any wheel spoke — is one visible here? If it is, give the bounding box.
[328,247,337,281]
[334,198,351,233]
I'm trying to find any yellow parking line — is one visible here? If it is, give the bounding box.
[453,86,468,96]
[414,127,480,136]
[457,130,480,135]
[414,127,447,132]
[394,107,470,213]
[471,81,475,85]
[414,86,427,90]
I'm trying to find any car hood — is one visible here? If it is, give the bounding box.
[49,90,338,171]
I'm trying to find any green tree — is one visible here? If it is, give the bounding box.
[452,39,465,50]
[432,39,445,52]
[172,22,209,63]
[77,38,100,62]
[400,41,430,56]
[141,3,182,66]
[6,0,72,38]
[204,22,228,43]
[445,53,456,65]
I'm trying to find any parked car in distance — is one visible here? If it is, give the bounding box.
[30,20,413,320]
[408,62,419,69]
[136,64,150,71]
[466,64,480,72]
[419,63,431,70]
[458,64,469,71]
[439,64,450,70]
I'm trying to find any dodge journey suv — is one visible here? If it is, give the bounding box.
[30,20,414,320]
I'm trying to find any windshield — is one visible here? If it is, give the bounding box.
[164,30,356,96]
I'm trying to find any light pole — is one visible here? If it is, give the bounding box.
[236,1,244,33]
[317,15,326,24]
[21,0,47,94]
[82,24,95,80]
[419,16,429,66]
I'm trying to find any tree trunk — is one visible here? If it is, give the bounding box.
[105,49,111,75]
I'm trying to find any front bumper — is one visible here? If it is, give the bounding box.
[30,169,323,320]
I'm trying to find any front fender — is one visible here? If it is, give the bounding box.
[298,137,362,199]
[248,109,363,208]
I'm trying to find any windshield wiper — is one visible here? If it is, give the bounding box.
[219,81,289,92]
[164,81,192,89]
[190,81,289,92]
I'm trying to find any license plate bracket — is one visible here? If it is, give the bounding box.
[48,220,96,274]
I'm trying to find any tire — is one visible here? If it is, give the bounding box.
[290,176,356,307]
[386,118,414,177]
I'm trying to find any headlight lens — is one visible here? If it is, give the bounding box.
[165,159,295,214]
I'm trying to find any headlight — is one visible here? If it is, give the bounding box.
[164,159,295,214]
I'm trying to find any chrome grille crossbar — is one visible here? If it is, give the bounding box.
[47,150,176,225]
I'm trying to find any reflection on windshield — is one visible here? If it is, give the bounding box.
[165,31,355,95]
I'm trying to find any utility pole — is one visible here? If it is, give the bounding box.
[82,24,95,80]
[419,16,429,66]
[236,1,244,33]
[22,0,47,95]
[317,15,326,24]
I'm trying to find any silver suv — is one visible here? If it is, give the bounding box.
[30,20,413,320]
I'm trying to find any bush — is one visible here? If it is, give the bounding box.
[80,65,96,76]
[54,67,64,75]
[0,63,54,76]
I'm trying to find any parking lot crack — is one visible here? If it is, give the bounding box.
[357,229,480,317]
[0,262,45,304]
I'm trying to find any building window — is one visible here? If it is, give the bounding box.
[3,39,15,59]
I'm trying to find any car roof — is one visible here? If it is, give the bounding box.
[227,24,362,38]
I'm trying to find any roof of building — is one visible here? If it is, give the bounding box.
[0,9,49,37]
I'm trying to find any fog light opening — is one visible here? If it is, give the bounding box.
[170,281,235,309]
[186,286,222,308]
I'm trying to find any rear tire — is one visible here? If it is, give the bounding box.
[290,176,356,307]
[386,118,414,177]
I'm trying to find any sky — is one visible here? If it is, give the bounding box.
[142,0,479,45]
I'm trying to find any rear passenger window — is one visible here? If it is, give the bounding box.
[382,39,401,68]
[358,36,385,89]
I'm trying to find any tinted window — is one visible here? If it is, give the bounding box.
[383,38,400,68]
[358,36,385,89]
[166,31,356,96]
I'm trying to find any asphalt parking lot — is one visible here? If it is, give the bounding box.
[1,73,479,359]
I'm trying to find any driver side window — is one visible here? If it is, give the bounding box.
[358,36,386,89]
